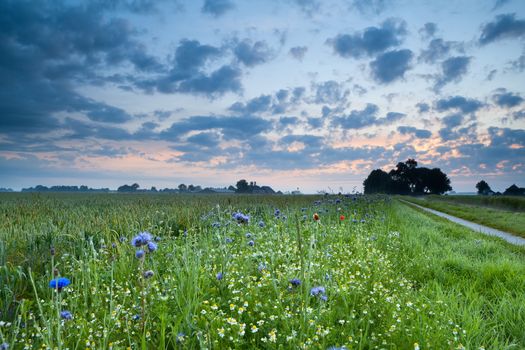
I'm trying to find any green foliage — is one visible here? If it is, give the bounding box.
[403,195,525,237]
[0,193,524,348]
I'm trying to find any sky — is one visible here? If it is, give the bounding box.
[1,0,524,193]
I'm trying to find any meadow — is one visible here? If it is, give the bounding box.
[401,195,525,237]
[1,193,525,349]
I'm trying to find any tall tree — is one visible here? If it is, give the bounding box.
[475,180,492,195]
[236,179,250,193]
[363,169,391,194]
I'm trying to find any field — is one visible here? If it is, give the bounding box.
[401,195,525,237]
[1,193,525,349]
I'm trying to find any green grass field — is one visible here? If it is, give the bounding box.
[401,195,525,238]
[423,195,525,212]
[1,193,525,349]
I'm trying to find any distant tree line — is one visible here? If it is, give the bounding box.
[22,185,110,192]
[363,159,452,195]
[476,180,525,196]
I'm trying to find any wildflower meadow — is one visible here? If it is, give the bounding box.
[1,193,525,349]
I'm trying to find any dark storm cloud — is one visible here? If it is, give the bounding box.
[313,81,349,105]
[437,113,477,141]
[133,39,243,97]
[202,0,235,17]
[492,88,524,108]
[416,102,430,113]
[332,104,379,129]
[434,56,471,90]
[349,0,390,15]
[492,0,511,11]
[228,87,305,115]
[160,115,273,141]
[233,39,274,67]
[327,18,407,59]
[0,0,163,141]
[419,39,460,64]
[332,104,405,129]
[229,95,273,114]
[479,13,525,45]
[370,49,413,84]
[419,22,437,39]
[186,132,222,147]
[513,110,525,120]
[435,96,483,114]
[290,0,320,15]
[454,127,525,173]
[289,46,308,61]
[397,126,432,139]
[277,116,300,128]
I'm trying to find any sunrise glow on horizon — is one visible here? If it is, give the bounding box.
[1,0,524,193]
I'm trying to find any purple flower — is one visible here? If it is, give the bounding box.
[131,231,152,247]
[225,237,233,243]
[248,240,255,247]
[233,212,250,224]
[310,286,326,296]
[49,277,71,290]
[258,220,265,228]
[274,209,280,216]
[143,270,154,279]
[147,241,158,252]
[60,310,73,320]
[320,294,328,301]
[245,233,252,238]
[289,278,301,287]
[132,314,140,321]
[135,249,145,259]
[0,343,9,350]
[216,272,223,280]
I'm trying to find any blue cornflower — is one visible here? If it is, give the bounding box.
[216,272,223,280]
[60,310,73,320]
[147,241,158,252]
[225,237,233,243]
[135,249,145,259]
[274,209,280,216]
[143,270,154,279]
[258,220,265,228]
[176,332,186,343]
[131,231,152,247]
[289,278,301,287]
[248,240,255,247]
[49,277,71,290]
[320,294,328,301]
[360,219,366,223]
[352,218,358,223]
[335,199,341,204]
[233,212,250,224]
[245,232,252,238]
[0,343,8,350]
[310,286,326,296]
[132,314,140,321]
[258,263,267,272]
[212,222,221,228]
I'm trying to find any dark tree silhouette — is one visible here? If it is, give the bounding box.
[503,184,525,196]
[363,159,452,195]
[236,179,250,193]
[178,184,187,192]
[475,180,493,195]
[363,169,391,194]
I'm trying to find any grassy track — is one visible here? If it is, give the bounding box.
[401,196,525,238]
[1,193,525,348]
[425,195,525,212]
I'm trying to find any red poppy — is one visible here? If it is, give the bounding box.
[340,215,345,221]
[313,213,320,221]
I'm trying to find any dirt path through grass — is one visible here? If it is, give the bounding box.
[399,199,525,246]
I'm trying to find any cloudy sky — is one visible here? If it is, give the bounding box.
[1,0,524,192]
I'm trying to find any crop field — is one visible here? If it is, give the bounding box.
[1,193,525,349]
[402,195,525,237]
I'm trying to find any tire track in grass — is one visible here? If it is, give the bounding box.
[399,199,525,246]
